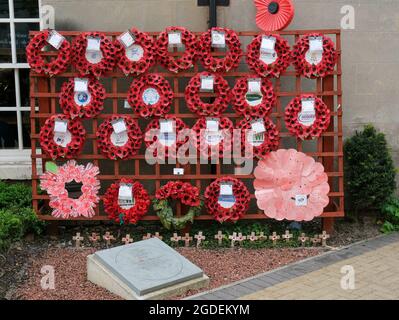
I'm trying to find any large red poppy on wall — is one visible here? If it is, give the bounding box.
[254,0,295,31]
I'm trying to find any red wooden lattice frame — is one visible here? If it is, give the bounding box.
[29,29,344,231]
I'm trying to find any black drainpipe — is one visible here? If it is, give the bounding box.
[198,0,230,28]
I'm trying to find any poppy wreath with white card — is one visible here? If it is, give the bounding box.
[103,179,151,225]
[96,115,143,160]
[71,31,117,78]
[192,117,233,159]
[204,177,250,223]
[156,26,198,73]
[185,72,231,117]
[246,34,291,78]
[292,33,338,78]
[198,27,242,73]
[231,75,276,118]
[40,114,86,160]
[114,28,156,76]
[127,73,174,118]
[236,117,280,159]
[26,30,71,77]
[284,94,331,140]
[144,116,188,159]
[59,77,106,119]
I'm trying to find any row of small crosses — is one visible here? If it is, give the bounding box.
[72,230,330,248]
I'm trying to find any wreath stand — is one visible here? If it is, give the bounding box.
[29,29,343,234]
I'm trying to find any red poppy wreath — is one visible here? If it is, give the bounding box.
[246,33,291,78]
[156,26,198,73]
[114,28,156,76]
[185,72,230,117]
[192,117,233,160]
[40,114,86,160]
[231,75,276,118]
[96,115,143,160]
[198,27,242,73]
[292,33,338,78]
[103,179,150,225]
[127,73,174,118]
[205,177,250,223]
[153,181,202,230]
[59,77,106,119]
[236,116,280,159]
[71,31,117,78]
[254,0,295,32]
[144,116,188,159]
[26,30,71,77]
[284,94,331,140]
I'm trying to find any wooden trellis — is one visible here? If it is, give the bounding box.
[30,29,343,232]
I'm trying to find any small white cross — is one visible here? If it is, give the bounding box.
[103,232,115,246]
[282,230,293,242]
[194,232,206,248]
[269,232,280,245]
[229,232,237,248]
[298,233,309,246]
[319,231,330,246]
[122,234,133,245]
[258,232,267,241]
[72,232,84,248]
[181,233,193,247]
[247,232,258,242]
[170,233,181,246]
[311,237,321,246]
[214,231,225,246]
[142,233,152,240]
[152,232,163,240]
[88,232,100,243]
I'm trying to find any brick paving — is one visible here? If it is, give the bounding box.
[188,233,399,300]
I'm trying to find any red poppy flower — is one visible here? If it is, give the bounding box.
[254,0,295,31]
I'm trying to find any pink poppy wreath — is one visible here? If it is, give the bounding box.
[254,149,330,221]
[40,160,100,219]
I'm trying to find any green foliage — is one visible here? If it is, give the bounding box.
[0,209,24,251]
[344,125,396,214]
[380,196,399,233]
[0,181,32,209]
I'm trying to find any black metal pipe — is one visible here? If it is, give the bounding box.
[209,0,217,28]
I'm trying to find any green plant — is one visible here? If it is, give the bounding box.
[344,125,396,216]
[0,181,32,209]
[380,196,399,233]
[0,209,24,251]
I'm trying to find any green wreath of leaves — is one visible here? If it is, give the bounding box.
[153,198,203,230]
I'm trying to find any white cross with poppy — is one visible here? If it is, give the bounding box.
[103,232,115,246]
[214,231,225,245]
[248,232,258,242]
[122,234,133,245]
[181,233,193,247]
[269,232,280,245]
[194,232,206,248]
[73,232,84,248]
[282,230,293,242]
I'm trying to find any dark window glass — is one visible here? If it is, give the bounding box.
[0,111,18,149]
[0,1,9,18]
[14,0,39,18]
[15,22,39,62]
[21,111,31,148]
[0,69,16,107]
[19,68,30,107]
[0,23,12,63]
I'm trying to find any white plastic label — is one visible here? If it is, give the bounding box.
[118,31,135,48]
[298,98,316,127]
[87,37,101,51]
[260,36,276,53]
[248,78,261,94]
[160,119,174,133]
[251,119,266,134]
[211,30,226,48]
[220,183,233,196]
[47,30,65,50]
[54,119,68,133]
[111,131,129,147]
[74,78,88,93]
[309,37,323,52]
[124,100,131,109]
[173,168,184,175]
[118,184,134,209]
[200,75,214,92]
[295,195,308,207]
[168,31,182,46]
[218,182,235,209]
[206,118,219,132]
[111,119,127,134]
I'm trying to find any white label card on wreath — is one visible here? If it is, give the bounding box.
[248,78,262,94]
[111,119,127,134]
[309,36,323,53]
[124,100,131,109]
[160,119,174,133]
[47,30,65,50]
[218,182,235,209]
[295,194,308,207]
[220,182,233,196]
[173,168,184,175]
[74,78,88,93]
[211,30,226,48]
[54,119,68,133]
[118,31,135,48]
[87,37,101,51]
[298,98,316,127]
[118,184,134,209]
[260,35,276,53]
[206,118,219,132]
[251,119,266,134]
[200,75,214,92]
[168,31,182,46]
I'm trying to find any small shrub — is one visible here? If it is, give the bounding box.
[381,196,399,233]
[0,181,32,209]
[0,209,24,251]
[344,125,396,215]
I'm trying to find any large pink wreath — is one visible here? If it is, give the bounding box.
[254,149,330,221]
[40,160,100,219]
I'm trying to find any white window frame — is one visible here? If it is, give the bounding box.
[0,0,42,179]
